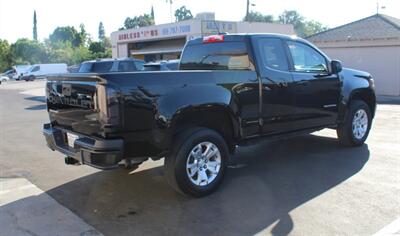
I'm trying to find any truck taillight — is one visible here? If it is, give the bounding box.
[203,35,224,43]
[96,85,120,126]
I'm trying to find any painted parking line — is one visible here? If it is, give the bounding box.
[373,218,400,236]
[0,178,103,236]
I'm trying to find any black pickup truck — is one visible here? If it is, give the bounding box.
[43,34,376,197]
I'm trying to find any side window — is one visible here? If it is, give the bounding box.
[92,62,113,73]
[257,38,289,71]
[118,61,136,72]
[287,41,327,73]
[134,61,144,71]
[31,66,40,72]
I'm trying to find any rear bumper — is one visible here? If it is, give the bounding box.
[43,123,123,170]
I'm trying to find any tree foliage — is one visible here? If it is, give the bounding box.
[244,11,274,23]
[277,10,329,37]
[122,14,155,29]
[98,22,105,41]
[303,20,329,37]
[175,6,193,22]
[11,38,47,64]
[0,22,112,70]
[33,11,38,41]
[47,41,93,65]
[49,26,87,47]
[0,39,13,72]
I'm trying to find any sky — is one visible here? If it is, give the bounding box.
[0,0,399,43]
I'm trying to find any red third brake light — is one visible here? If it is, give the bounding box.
[203,35,224,43]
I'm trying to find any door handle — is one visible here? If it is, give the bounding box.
[297,80,309,86]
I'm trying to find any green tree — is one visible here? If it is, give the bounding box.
[49,26,86,47]
[11,38,48,64]
[278,10,304,25]
[174,6,193,22]
[78,24,89,46]
[122,14,155,29]
[33,10,38,41]
[244,11,274,23]
[151,6,155,20]
[98,22,105,41]
[277,10,328,37]
[48,41,93,65]
[303,20,329,37]
[0,39,13,72]
[89,41,105,54]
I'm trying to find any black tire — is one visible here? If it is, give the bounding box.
[337,100,372,146]
[29,75,35,81]
[164,127,229,197]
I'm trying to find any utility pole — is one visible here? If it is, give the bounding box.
[166,0,173,22]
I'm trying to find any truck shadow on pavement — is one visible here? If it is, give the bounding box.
[24,96,47,110]
[34,134,371,235]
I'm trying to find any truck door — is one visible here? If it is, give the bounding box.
[252,37,299,135]
[285,40,341,128]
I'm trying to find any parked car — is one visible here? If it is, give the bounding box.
[43,34,376,197]
[22,64,68,81]
[13,65,32,80]
[2,69,16,79]
[0,75,10,84]
[143,60,180,71]
[77,58,145,73]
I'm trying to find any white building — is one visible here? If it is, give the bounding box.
[308,14,400,96]
[111,13,294,62]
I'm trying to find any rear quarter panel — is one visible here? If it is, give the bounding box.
[101,70,257,149]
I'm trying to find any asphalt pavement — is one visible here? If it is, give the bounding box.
[0,80,399,236]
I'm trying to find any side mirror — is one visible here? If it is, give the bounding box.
[331,60,342,74]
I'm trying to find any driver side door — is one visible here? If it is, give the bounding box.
[286,40,341,128]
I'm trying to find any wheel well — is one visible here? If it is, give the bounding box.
[350,89,376,117]
[172,109,236,152]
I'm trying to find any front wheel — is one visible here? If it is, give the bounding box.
[164,127,229,197]
[337,100,372,146]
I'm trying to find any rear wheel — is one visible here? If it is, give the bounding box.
[164,127,228,197]
[337,100,372,146]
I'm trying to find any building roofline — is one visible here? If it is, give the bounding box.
[378,14,400,30]
[306,14,400,40]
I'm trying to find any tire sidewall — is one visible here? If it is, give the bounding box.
[347,101,372,145]
[173,129,228,197]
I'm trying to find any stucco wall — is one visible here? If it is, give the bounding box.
[237,22,295,35]
[319,45,400,96]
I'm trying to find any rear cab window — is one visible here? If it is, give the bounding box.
[78,63,93,73]
[180,39,254,71]
[91,62,113,73]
